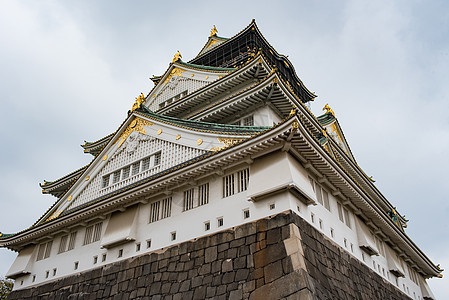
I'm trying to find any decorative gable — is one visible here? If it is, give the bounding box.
[145,62,233,112]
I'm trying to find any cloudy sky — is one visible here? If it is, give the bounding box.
[1,0,448,297]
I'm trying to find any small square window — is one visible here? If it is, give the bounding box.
[217,217,223,227]
[53,268,57,276]
[102,254,107,262]
[204,221,210,231]
[136,243,141,252]
[93,256,98,264]
[171,232,176,241]
[74,261,79,270]
[243,209,250,219]
[118,249,123,258]
[147,240,152,248]
[269,203,275,210]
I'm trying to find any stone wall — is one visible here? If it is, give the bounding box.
[8,211,411,300]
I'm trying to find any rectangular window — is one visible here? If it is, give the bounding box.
[198,183,209,206]
[58,235,68,254]
[43,241,52,259]
[243,209,250,219]
[337,202,344,223]
[315,182,323,205]
[45,271,49,279]
[93,223,102,242]
[132,162,140,176]
[67,231,77,251]
[237,168,249,193]
[161,197,172,219]
[149,201,161,223]
[93,256,98,264]
[343,208,351,228]
[204,221,210,231]
[223,174,235,197]
[147,240,152,248]
[136,243,141,252]
[154,152,161,166]
[84,223,102,245]
[37,244,46,261]
[322,190,331,211]
[102,254,107,262]
[112,170,121,184]
[74,261,79,270]
[217,217,223,227]
[243,115,254,126]
[171,232,176,241]
[122,166,130,179]
[142,157,151,171]
[102,175,110,188]
[184,189,195,211]
[118,249,123,258]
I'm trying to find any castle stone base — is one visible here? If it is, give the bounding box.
[8,211,411,300]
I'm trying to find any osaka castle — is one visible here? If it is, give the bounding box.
[1,20,441,299]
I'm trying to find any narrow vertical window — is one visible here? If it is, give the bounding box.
[67,231,77,251]
[243,209,250,219]
[122,166,130,179]
[44,241,52,259]
[136,243,141,252]
[147,240,152,248]
[149,201,161,223]
[132,161,140,176]
[83,225,93,245]
[315,182,323,205]
[102,254,107,262]
[198,183,209,206]
[36,244,46,261]
[154,152,161,166]
[74,261,79,270]
[142,157,151,171]
[102,175,110,188]
[112,170,121,184]
[223,173,235,197]
[92,223,103,242]
[343,208,351,228]
[217,217,223,227]
[322,189,331,211]
[184,189,195,211]
[161,197,172,219]
[58,235,68,254]
[118,249,123,258]
[237,168,249,192]
[204,221,210,231]
[337,202,344,223]
[171,232,176,241]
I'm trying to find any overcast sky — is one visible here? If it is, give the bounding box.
[0,0,448,297]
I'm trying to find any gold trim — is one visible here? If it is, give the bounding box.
[131,93,146,111]
[292,121,299,131]
[164,67,186,85]
[85,176,90,181]
[157,129,162,135]
[116,117,155,147]
[68,195,72,201]
[176,134,181,140]
[210,25,218,37]
[172,50,182,63]
[197,138,203,145]
[323,104,335,117]
[103,155,108,161]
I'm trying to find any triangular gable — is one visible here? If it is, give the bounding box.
[317,109,356,162]
[145,61,234,112]
[196,35,229,57]
[39,112,255,224]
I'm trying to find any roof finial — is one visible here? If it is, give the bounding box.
[172,50,182,63]
[210,25,218,37]
[323,104,335,117]
[131,93,146,111]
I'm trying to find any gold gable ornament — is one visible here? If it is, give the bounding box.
[323,104,335,117]
[210,25,218,37]
[131,93,146,112]
[172,50,182,63]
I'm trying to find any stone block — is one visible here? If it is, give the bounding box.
[264,260,283,283]
[254,243,287,269]
[179,280,191,292]
[222,258,233,272]
[229,289,243,300]
[234,256,247,269]
[235,268,250,282]
[193,286,206,300]
[204,246,218,263]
